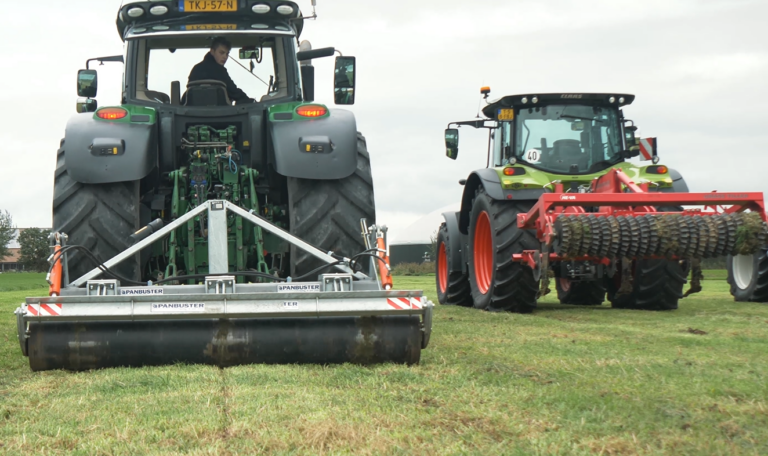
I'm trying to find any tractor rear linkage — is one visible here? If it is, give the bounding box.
[513,168,768,295]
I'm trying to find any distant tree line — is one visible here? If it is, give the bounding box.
[0,210,51,272]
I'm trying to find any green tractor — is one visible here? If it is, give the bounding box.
[56,0,372,283]
[17,1,436,371]
[437,90,768,313]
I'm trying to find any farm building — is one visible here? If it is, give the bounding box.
[389,204,459,267]
[1,229,23,272]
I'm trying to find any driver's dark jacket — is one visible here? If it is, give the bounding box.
[188,52,250,103]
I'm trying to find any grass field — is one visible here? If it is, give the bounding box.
[1,272,767,455]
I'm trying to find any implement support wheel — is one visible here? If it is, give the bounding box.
[727,248,768,302]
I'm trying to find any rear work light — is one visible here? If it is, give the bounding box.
[276,5,295,15]
[252,4,270,13]
[503,167,526,176]
[96,108,128,120]
[149,5,169,15]
[127,7,144,18]
[296,105,328,118]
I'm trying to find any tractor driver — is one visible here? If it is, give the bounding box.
[188,37,254,104]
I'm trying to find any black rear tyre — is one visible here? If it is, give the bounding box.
[556,278,605,305]
[287,132,375,279]
[436,222,471,306]
[52,142,141,283]
[606,259,687,310]
[467,189,538,313]
[727,248,768,302]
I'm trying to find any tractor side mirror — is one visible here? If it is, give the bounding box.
[624,125,639,147]
[76,97,98,113]
[445,128,459,160]
[334,56,355,105]
[77,69,98,98]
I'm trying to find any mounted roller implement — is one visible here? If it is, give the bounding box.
[15,0,432,371]
[438,90,768,312]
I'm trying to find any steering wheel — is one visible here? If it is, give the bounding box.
[186,79,227,90]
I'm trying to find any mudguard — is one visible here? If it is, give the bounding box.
[669,168,689,193]
[458,169,547,233]
[269,108,357,180]
[651,168,689,194]
[63,113,157,184]
[441,211,464,274]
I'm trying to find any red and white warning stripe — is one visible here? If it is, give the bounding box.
[26,303,63,317]
[386,297,422,310]
[639,137,656,161]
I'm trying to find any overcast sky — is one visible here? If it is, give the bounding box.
[1,0,766,242]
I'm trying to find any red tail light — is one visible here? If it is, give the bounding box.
[503,167,526,176]
[296,105,328,118]
[96,107,128,120]
[647,165,668,174]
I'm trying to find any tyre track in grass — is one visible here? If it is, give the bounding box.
[218,367,232,453]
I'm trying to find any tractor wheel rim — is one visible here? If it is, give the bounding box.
[559,277,571,292]
[732,254,754,290]
[474,211,493,294]
[438,242,448,293]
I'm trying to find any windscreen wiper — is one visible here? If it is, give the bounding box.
[560,114,603,123]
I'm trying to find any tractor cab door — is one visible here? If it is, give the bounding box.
[490,125,504,167]
[490,121,516,167]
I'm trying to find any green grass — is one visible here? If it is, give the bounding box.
[1,272,767,455]
[0,273,48,293]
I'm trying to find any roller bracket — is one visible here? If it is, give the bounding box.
[15,307,28,357]
[321,274,353,292]
[421,299,434,349]
[87,280,118,296]
[206,276,236,294]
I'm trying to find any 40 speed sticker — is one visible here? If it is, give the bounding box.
[277,283,321,293]
[151,303,205,313]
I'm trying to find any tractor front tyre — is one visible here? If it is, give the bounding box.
[287,132,376,279]
[52,141,141,283]
[436,222,471,306]
[606,259,687,311]
[556,278,605,305]
[727,248,768,302]
[467,189,538,313]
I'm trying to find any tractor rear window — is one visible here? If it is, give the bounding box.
[513,105,622,174]
[134,36,290,105]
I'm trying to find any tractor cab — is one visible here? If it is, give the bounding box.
[71,0,360,197]
[77,1,354,112]
[446,93,652,175]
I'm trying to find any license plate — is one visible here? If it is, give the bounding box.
[180,1,237,12]
[183,24,237,30]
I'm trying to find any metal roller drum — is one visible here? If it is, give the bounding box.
[27,316,422,371]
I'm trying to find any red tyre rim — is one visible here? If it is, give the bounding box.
[559,277,571,292]
[438,242,448,294]
[473,211,493,294]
